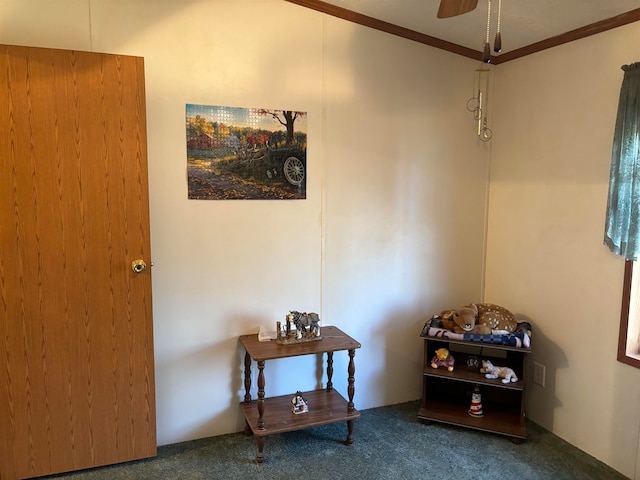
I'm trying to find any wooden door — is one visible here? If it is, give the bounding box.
[0,45,156,479]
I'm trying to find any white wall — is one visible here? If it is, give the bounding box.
[0,0,487,448]
[486,23,640,479]
[321,13,490,407]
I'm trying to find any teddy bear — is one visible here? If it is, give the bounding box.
[440,303,517,335]
[430,348,455,372]
[480,359,518,383]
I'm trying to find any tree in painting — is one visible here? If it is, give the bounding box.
[256,110,307,145]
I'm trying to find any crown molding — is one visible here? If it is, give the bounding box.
[285,0,480,60]
[285,0,640,64]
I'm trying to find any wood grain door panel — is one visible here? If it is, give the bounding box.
[0,45,156,479]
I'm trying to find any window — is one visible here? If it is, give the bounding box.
[607,63,640,368]
[618,260,640,368]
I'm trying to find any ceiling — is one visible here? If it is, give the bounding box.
[308,0,640,61]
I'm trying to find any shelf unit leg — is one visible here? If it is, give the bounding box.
[347,349,356,413]
[257,360,265,430]
[243,351,252,404]
[326,351,334,391]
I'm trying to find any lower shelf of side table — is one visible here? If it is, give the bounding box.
[241,389,360,436]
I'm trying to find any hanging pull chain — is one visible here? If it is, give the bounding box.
[483,0,491,62]
[494,0,502,53]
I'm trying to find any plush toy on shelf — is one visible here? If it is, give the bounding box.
[439,304,491,334]
[431,347,455,372]
[480,359,518,383]
[440,303,517,335]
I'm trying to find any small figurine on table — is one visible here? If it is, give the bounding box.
[276,310,323,345]
[291,391,309,414]
[431,347,455,372]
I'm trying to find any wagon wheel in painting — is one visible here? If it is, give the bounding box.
[283,156,305,186]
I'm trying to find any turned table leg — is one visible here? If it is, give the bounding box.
[256,436,265,464]
[243,351,252,404]
[243,351,253,436]
[255,359,266,463]
[347,349,356,413]
[346,348,356,445]
[346,419,354,445]
[257,360,265,430]
[326,352,334,391]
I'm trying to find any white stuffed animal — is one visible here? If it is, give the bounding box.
[480,360,518,384]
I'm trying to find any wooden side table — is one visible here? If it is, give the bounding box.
[239,325,361,463]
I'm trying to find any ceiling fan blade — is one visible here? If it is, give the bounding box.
[437,0,479,18]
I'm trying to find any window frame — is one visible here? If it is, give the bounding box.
[618,260,640,368]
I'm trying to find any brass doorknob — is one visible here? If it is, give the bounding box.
[131,259,147,273]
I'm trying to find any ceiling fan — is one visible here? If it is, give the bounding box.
[437,0,479,18]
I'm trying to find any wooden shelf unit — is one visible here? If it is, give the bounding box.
[418,336,531,442]
[239,326,361,463]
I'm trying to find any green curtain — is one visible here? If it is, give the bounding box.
[605,62,640,261]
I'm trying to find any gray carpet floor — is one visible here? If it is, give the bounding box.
[43,400,627,480]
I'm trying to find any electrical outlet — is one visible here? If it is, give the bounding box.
[533,362,546,387]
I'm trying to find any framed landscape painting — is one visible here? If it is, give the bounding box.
[186,104,307,200]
